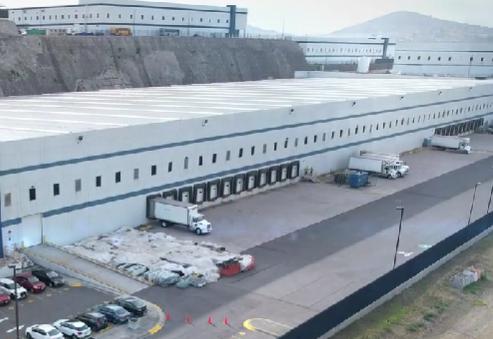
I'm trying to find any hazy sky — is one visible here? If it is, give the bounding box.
[2,0,492,35]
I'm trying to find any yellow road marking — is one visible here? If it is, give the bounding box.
[148,324,162,335]
[69,282,82,288]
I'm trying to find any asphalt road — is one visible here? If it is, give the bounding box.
[136,155,493,338]
[0,285,109,338]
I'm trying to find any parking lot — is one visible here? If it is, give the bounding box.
[0,281,110,338]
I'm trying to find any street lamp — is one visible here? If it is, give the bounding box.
[468,182,481,225]
[8,264,20,339]
[393,206,405,270]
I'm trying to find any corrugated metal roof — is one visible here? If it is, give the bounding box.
[0,77,490,142]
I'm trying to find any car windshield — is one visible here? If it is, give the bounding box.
[28,276,39,283]
[4,282,15,289]
[116,308,127,315]
[48,329,60,335]
[74,323,88,330]
[47,271,59,278]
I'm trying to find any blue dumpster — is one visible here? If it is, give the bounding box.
[349,171,369,188]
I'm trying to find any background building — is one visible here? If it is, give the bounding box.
[393,42,493,78]
[8,0,247,37]
[0,77,492,257]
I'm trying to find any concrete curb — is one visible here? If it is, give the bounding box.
[143,302,166,337]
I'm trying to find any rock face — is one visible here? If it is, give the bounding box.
[0,35,308,97]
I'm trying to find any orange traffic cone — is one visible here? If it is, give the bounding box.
[185,315,193,325]
[208,315,214,326]
[223,316,230,326]
[165,311,171,321]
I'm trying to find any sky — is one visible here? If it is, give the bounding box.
[2,0,492,35]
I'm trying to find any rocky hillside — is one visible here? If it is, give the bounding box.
[332,11,493,42]
[0,35,308,97]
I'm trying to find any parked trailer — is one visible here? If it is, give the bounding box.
[430,135,471,154]
[148,198,212,235]
[348,156,399,179]
[359,151,410,177]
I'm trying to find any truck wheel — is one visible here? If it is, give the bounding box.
[195,228,202,235]
[161,221,168,228]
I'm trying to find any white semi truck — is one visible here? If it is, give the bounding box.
[430,135,471,154]
[148,198,212,235]
[359,151,410,177]
[349,156,401,179]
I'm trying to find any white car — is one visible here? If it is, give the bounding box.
[53,319,92,338]
[25,324,64,339]
[0,278,27,299]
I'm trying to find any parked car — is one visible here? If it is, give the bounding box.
[0,293,10,306]
[0,278,27,300]
[14,272,46,293]
[32,269,65,287]
[25,324,64,339]
[53,319,92,339]
[76,312,108,332]
[115,296,147,317]
[97,304,131,324]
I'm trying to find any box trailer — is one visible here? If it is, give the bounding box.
[430,135,471,154]
[148,198,212,235]
[359,151,409,177]
[348,156,399,179]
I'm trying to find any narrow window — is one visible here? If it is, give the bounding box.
[238,148,243,158]
[75,179,82,192]
[322,133,326,142]
[212,154,217,164]
[331,131,335,139]
[376,124,379,131]
[226,150,231,161]
[151,165,157,176]
[263,144,267,154]
[133,169,139,180]
[362,126,366,133]
[168,162,173,172]
[294,138,299,147]
[273,142,278,151]
[339,129,343,137]
[199,156,203,166]
[313,135,318,143]
[4,193,11,207]
[347,128,351,136]
[355,126,359,134]
[96,176,102,187]
[29,187,36,201]
[53,183,60,196]
[251,146,255,156]
[115,171,121,183]
[304,137,308,145]
[382,122,386,129]
[284,138,289,148]
[184,157,189,169]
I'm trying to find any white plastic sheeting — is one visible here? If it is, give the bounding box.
[64,228,251,287]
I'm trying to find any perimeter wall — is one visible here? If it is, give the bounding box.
[0,35,308,97]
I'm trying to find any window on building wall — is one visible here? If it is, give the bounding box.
[4,193,11,207]
[322,133,326,141]
[238,148,243,158]
[151,165,157,175]
[106,13,110,19]
[284,138,289,148]
[212,154,217,164]
[262,144,267,154]
[226,150,231,161]
[184,157,189,169]
[53,183,60,196]
[294,138,299,147]
[355,126,359,134]
[75,14,78,19]
[115,171,121,183]
[133,169,139,180]
[182,17,185,21]
[382,122,386,129]
[141,15,144,20]
[438,56,441,61]
[448,57,452,61]
[29,187,36,201]
[347,128,351,136]
[273,142,278,151]
[470,57,474,62]
[339,129,343,137]
[313,135,318,143]
[362,125,366,133]
[118,14,122,19]
[427,56,431,61]
[200,18,203,22]
[61,15,65,19]
[172,17,175,21]
[152,16,154,20]
[75,179,82,192]
[198,156,204,166]
[331,131,335,139]
[251,146,255,156]
[162,16,165,20]
[168,162,173,172]
[376,124,379,131]
[96,176,102,187]
[401,118,405,125]
[417,56,421,60]
[130,14,133,19]
[398,56,401,60]
[304,136,308,144]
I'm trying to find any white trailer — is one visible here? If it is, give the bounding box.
[148,198,212,235]
[430,135,471,154]
[359,151,410,177]
[348,156,399,179]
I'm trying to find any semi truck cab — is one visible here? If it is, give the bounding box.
[189,213,212,235]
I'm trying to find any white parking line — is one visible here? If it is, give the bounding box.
[0,318,8,324]
[6,325,24,333]
[397,251,414,257]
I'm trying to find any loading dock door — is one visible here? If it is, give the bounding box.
[235,177,244,194]
[258,171,267,187]
[269,168,278,184]
[247,175,256,190]
[280,167,288,181]
[223,182,231,197]
[181,191,190,203]
[208,183,218,201]
[290,162,299,179]
[195,187,205,204]
[19,214,43,248]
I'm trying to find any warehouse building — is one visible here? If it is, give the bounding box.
[8,0,247,37]
[393,42,493,78]
[296,36,395,69]
[0,78,492,257]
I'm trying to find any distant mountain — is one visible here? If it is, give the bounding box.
[331,11,493,42]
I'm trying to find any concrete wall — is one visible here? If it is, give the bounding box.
[0,35,308,97]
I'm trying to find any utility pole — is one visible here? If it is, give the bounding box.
[8,264,19,339]
[393,207,405,270]
[468,182,481,225]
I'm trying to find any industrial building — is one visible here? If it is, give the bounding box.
[393,42,493,78]
[296,36,395,68]
[0,77,492,257]
[8,0,247,37]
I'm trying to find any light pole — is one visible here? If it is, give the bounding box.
[8,264,19,339]
[393,206,405,270]
[468,182,481,225]
[487,183,493,214]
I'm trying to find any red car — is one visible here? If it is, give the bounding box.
[14,273,46,293]
[0,293,10,306]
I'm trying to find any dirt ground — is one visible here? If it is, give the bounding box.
[333,230,493,339]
